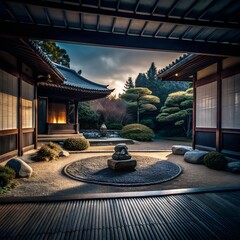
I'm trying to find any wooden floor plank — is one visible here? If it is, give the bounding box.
[1,190,240,240]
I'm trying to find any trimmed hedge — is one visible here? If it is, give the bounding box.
[203,151,228,170]
[0,166,16,188]
[36,142,63,161]
[64,137,90,151]
[120,124,154,141]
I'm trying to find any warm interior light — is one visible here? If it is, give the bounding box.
[48,103,67,124]
[175,73,179,77]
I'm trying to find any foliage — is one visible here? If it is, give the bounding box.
[36,143,62,161]
[203,152,228,170]
[46,142,63,154]
[78,102,101,129]
[135,62,189,105]
[0,166,16,188]
[64,137,90,151]
[123,77,134,92]
[156,88,193,137]
[91,96,128,125]
[121,87,160,123]
[140,119,154,129]
[35,41,70,67]
[120,124,154,141]
[36,145,57,161]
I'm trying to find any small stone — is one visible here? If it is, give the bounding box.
[184,150,208,164]
[59,150,70,157]
[112,143,131,160]
[108,159,137,171]
[226,162,240,174]
[6,158,33,178]
[172,145,192,155]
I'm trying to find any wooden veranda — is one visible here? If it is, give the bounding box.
[0,187,240,240]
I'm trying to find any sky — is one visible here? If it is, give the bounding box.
[57,42,182,95]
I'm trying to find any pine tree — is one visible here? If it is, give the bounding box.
[135,73,148,88]
[123,77,134,92]
[35,40,70,67]
[147,62,157,81]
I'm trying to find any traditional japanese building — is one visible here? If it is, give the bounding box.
[37,63,113,134]
[0,37,113,162]
[158,54,240,160]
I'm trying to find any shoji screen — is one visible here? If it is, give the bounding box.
[22,81,34,128]
[196,81,217,128]
[0,69,18,130]
[222,73,240,129]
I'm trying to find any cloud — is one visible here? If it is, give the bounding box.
[57,42,182,95]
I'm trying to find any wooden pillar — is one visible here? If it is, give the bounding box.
[34,84,38,149]
[74,100,79,134]
[192,73,197,149]
[17,62,23,156]
[216,61,222,152]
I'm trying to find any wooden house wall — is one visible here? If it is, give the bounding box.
[194,57,240,159]
[0,51,37,162]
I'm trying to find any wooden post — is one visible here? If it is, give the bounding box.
[34,84,38,149]
[74,100,79,134]
[17,61,23,156]
[216,61,222,152]
[192,73,197,149]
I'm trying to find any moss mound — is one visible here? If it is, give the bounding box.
[203,151,228,170]
[120,124,154,141]
[0,166,16,188]
[36,142,63,161]
[64,137,90,151]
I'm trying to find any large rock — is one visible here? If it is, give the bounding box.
[112,143,131,160]
[184,150,208,164]
[108,159,137,171]
[59,150,70,157]
[226,162,240,174]
[6,158,33,178]
[172,145,193,155]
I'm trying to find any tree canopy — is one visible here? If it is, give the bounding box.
[35,41,70,67]
[121,87,160,123]
[156,88,193,137]
[135,62,189,105]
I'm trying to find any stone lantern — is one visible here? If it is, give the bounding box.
[100,123,107,137]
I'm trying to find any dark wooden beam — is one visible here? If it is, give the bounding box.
[74,100,79,134]
[34,84,38,149]
[6,0,240,30]
[216,61,222,152]
[17,61,23,156]
[1,22,240,57]
[192,73,196,150]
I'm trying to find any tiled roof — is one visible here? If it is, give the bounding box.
[55,64,112,92]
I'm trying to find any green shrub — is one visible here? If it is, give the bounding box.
[0,166,16,188]
[36,145,59,161]
[140,119,154,129]
[120,124,154,141]
[64,137,90,151]
[46,142,63,154]
[203,151,228,170]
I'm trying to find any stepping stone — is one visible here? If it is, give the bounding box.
[6,158,33,178]
[59,150,70,157]
[226,162,240,174]
[184,150,208,164]
[108,159,137,171]
[172,145,192,155]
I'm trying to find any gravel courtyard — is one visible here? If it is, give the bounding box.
[1,139,239,198]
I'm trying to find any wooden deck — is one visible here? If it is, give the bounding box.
[0,188,240,240]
